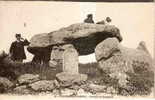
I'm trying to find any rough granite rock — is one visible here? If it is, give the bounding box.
[17,74,40,85]
[13,85,33,94]
[29,80,55,91]
[60,88,76,96]
[95,38,154,95]
[88,83,106,93]
[28,23,122,56]
[56,72,88,87]
[0,77,14,93]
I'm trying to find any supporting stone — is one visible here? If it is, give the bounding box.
[62,44,79,74]
[56,44,87,87]
[49,46,64,67]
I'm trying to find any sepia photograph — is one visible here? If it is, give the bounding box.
[0,1,154,99]
[0,0,154,2]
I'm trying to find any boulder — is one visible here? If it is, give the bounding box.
[17,74,40,85]
[56,72,88,87]
[13,85,33,94]
[95,38,154,96]
[29,80,55,91]
[28,23,122,57]
[0,77,14,93]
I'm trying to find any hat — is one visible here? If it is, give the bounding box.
[87,14,93,18]
[15,34,21,37]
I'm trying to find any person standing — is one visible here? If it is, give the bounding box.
[9,34,30,62]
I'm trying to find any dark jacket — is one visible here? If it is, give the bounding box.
[84,18,94,23]
[10,39,30,60]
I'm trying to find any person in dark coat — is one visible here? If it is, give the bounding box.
[84,14,95,23]
[105,17,112,25]
[9,34,30,62]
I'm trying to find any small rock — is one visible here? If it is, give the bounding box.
[61,88,76,96]
[52,89,61,96]
[29,80,55,91]
[53,80,60,88]
[13,85,32,94]
[38,91,52,95]
[56,72,88,87]
[17,74,40,85]
[77,88,92,96]
[69,85,80,90]
[88,83,106,93]
[95,92,113,97]
[0,77,14,89]
[106,86,117,94]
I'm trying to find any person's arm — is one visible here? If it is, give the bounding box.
[21,38,30,46]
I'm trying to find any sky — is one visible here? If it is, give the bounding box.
[0,2,154,63]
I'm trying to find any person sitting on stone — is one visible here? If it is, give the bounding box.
[105,17,112,25]
[96,20,105,25]
[9,34,30,62]
[84,14,95,24]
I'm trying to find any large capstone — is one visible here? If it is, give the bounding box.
[27,23,122,60]
[95,37,154,96]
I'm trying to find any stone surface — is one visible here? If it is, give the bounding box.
[0,77,14,93]
[52,89,61,96]
[17,74,40,84]
[62,44,79,74]
[50,46,64,63]
[56,72,88,87]
[29,80,55,91]
[60,88,76,96]
[28,23,122,56]
[76,88,93,96]
[0,77,14,88]
[95,37,154,95]
[13,85,33,94]
[88,83,106,93]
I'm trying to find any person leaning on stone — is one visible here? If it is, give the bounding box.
[9,34,30,62]
[84,14,95,24]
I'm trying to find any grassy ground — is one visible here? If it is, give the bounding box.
[18,62,101,81]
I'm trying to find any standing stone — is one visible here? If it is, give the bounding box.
[56,44,88,87]
[62,44,79,74]
[51,46,64,62]
[49,46,64,67]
